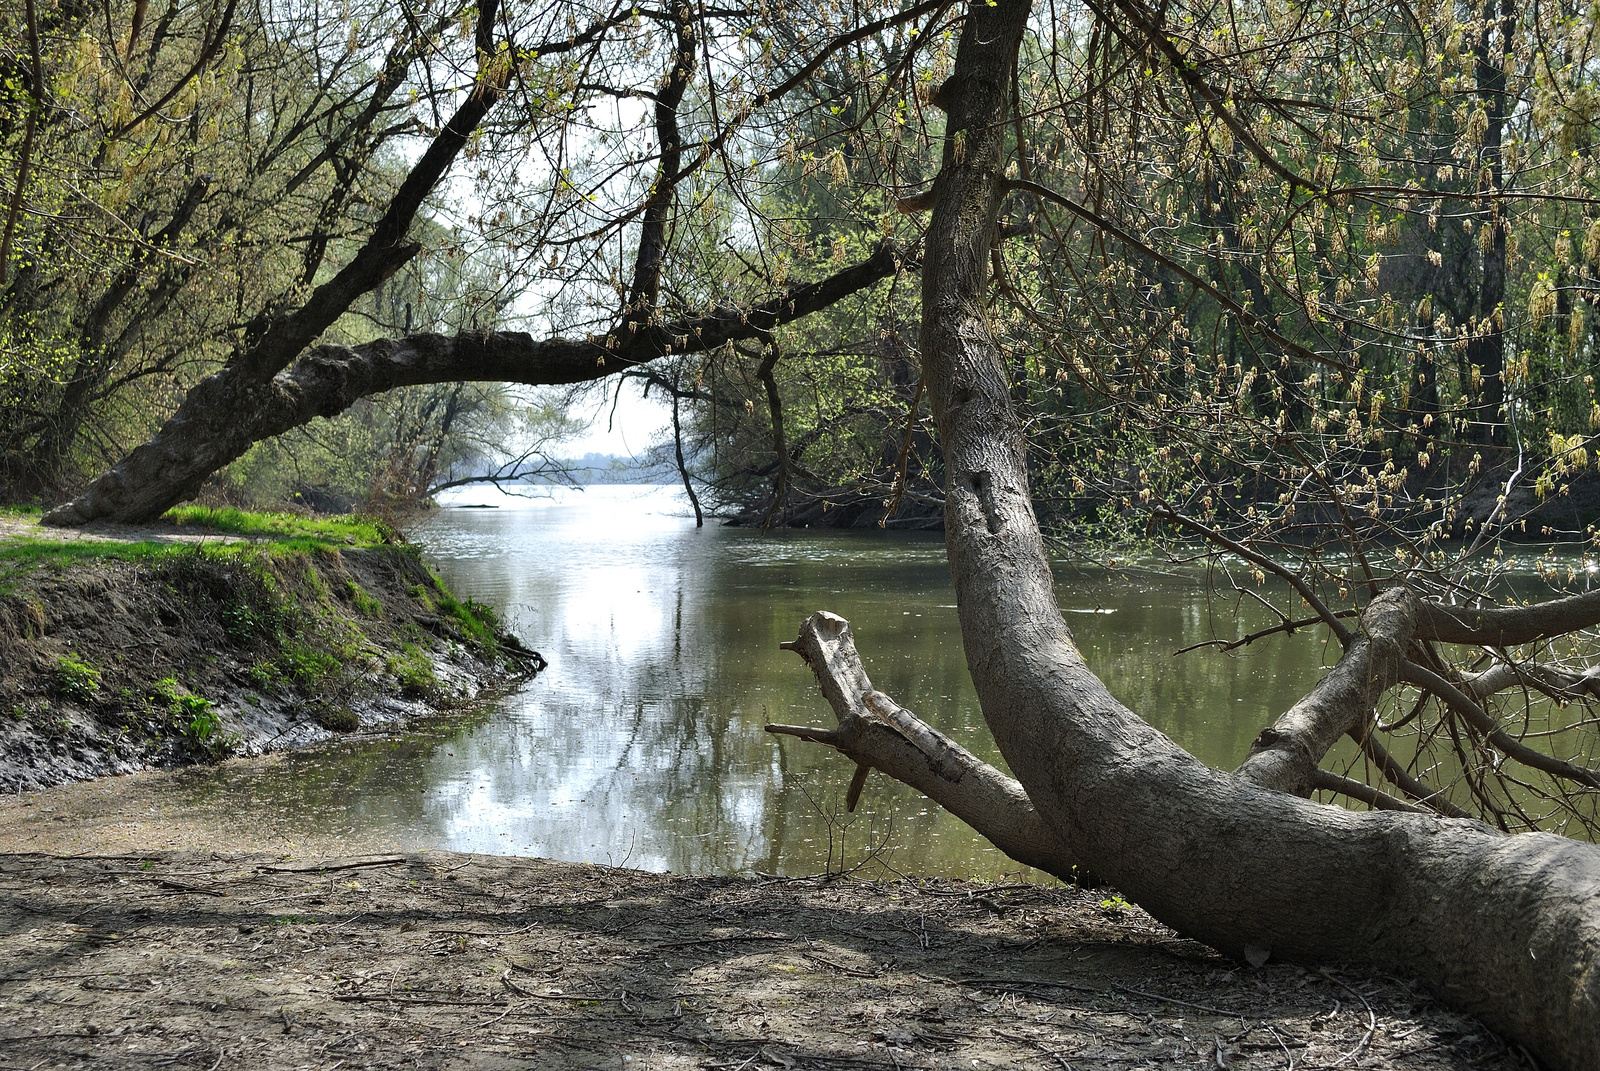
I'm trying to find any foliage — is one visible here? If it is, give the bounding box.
[0,0,573,504]
[51,653,100,702]
[149,677,232,760]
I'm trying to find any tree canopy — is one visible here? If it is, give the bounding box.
[6,0,1600,1063]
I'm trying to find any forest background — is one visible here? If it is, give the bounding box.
[5,0,1593,539]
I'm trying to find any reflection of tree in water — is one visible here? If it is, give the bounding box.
[174,504,1378,877]
[177,725,481,840]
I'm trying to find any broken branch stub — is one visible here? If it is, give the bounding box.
[770,611,1078,881]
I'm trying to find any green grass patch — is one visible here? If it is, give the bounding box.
[0,536,172,573]
[163,507,397,547]
[387,642,438,697]
[346,579,383,618]
[0,504,43,519]
[278,640,340,694]
[53,654,102,702]
[438,591,500,654]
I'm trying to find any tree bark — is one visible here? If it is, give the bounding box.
[42,245,906,525]
[809,1,1600,1067]
[768,611,1076,879]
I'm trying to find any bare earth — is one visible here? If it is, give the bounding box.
[0,840,1532,1071]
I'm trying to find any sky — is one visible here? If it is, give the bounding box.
[559,377,674,457]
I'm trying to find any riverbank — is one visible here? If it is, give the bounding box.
[0,508,537,792]
[0,849,1525,1071]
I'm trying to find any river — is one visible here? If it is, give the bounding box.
[156,485,1351,880]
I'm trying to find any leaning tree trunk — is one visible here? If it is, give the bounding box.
[778,2,1600,1068]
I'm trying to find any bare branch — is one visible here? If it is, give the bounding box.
[1399,660,1600,791]
[1234,588,1413,796]
[1310,770,1424,814]
[1417,591,1600,647]
[773,611,1078,881]
[1153,507,1353,646]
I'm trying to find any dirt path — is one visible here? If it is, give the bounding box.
[0,849,1527,1071]
[0,514,250,547]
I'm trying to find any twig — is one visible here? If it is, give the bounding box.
[1309,770,1423,813]
[257,855,409,874]
[331,993,505,1006]
[648,932,787,951]
[802,951,881,978]
[1174,609,1358,656]
[1317,970,1377,1068]
[1153,508,1353,646]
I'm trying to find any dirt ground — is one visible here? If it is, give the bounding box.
[0,846,1535,1071]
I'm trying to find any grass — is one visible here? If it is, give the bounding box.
[0,537,174,590]
[2,504,505,733]
[387,641,439,697]
[0,507,402,591]
[436,589,501,654]
[163,507,397,547]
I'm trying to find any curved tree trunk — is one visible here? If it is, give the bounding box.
[783,2,1600,1068]
[40,245,904,526]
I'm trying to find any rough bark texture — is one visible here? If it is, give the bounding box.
[1232,589,1412,797]
[1415,588,1600,646]
[43,245,905,525]
[896,1,1600,1067]
[768,611,1075,879]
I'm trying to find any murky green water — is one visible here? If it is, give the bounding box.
[180,486,1345,879]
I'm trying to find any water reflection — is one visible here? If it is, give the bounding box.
[176,485,1343,878]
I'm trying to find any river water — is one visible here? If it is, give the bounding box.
[162,485,1353,880]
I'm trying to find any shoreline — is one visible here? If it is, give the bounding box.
[0,511,533,793]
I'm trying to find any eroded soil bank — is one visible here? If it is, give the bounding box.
[0,513,534,792]
[0,850,1529,1071]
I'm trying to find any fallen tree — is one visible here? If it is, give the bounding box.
[40,244,905,526]
[38,0,932,525]
[770,2,1600,1068]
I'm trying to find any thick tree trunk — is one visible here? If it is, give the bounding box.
[779,2,1600,1067]
[42,245,905,525]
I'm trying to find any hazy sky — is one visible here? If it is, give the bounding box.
[561,378,673,457]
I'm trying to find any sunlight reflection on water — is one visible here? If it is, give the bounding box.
[167,484,1342,878]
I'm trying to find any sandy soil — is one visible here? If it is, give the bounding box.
[0,845,1531,1071]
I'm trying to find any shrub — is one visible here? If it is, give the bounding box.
[53,655,102,702]
[150,677,234,760]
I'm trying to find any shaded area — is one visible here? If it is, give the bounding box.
[0,851,1525,1070]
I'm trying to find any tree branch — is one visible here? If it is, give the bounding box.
[773,611,1078,881]
[1416,590,1600,647]
[1398,660,1600,790]
[1234,589,1413,796]
[45,243,907,524]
